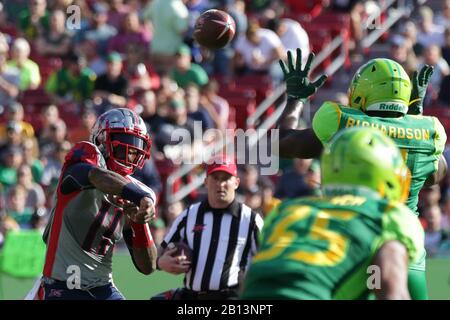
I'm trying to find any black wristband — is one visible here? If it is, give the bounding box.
[121,182,152,206]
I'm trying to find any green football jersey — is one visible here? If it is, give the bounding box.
[312,102,447,214]
[241,190,424,300]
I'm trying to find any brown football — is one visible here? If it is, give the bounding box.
[193,9,236,50]
[168,242,193,262]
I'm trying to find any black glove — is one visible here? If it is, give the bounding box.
[279,48,328,100]
[408,64,434,115]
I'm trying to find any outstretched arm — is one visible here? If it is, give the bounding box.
[424,154,448,187]
[276,49,327,158]
[123,207,158,275]
[372,240,411,300]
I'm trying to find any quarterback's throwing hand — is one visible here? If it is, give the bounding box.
[279,48,328,100]
[126,197,155,224]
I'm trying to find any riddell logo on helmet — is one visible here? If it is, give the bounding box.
[379,103,403,111]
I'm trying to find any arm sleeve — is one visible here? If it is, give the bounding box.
[59,142,106,194]
[60,162,95,194]
[311,101,342,145]
[432,116,447,171]
[372,204,424,264]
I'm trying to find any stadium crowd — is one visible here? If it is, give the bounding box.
[0,0,449,258]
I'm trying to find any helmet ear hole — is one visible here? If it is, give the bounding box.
[354,96,361,104]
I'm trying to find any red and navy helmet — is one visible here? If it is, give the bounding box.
[90,108,151,176]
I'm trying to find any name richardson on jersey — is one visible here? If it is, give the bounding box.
[345,117,431,141]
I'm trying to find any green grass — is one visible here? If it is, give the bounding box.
[1,254,448,300]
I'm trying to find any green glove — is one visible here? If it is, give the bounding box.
[408,64,434,115]
[279,48,328,100]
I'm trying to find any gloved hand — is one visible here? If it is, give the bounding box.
[408,64,434,115]
[279,48,328,100]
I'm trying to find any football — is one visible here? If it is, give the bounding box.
[193,9,236,50]
[168,242,193,262]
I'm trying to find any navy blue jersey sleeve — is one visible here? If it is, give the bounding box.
[59,162,96,195]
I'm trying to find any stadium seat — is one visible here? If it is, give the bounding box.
[219,87,256,129]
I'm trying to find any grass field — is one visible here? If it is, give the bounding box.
[1,253,449,300]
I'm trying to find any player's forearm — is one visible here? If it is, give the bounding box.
[373,241,411,300]
[277,97,305,131]
[88,167,130,195]
[132,244,158,275]
[88,167,151,206]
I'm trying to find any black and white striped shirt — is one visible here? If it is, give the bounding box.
[161,200,264,292]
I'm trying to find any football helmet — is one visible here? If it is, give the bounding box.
[90,108,151,176]
[348,58,412,115]
[321,127,411,203]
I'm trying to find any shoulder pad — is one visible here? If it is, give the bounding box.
[63,141,106,170]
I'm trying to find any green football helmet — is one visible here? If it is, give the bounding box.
[321,127,411,203]
[348,58,412,114]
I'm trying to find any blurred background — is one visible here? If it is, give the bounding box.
[0,0,449,299]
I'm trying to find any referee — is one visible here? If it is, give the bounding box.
[156,157,264,300]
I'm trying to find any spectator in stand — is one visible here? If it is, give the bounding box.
[244,186,263,213]
[40,140,71,206]
[107,11,151,55]
[435,0,450,29]
[233,19,285,79]
[266,17,310,66]
[79,2,117,57]
[185,83,214,131]
[0,121,25,158]
[7,38,41,90]
[13,164,46,212]
[123,42,160,97]
[441,197,450,231]
[0,2,18,36]
[416,6,445,48]
[0,212,20,248]
[442,27,450,66]
[67,107,97,143]
[330,0,364,57]
[155,76,179,117]
[22,137,44,183]
[162,200,185,230]
[275,158,316,199]
[260,178,280,218]
[93,51,128,109]
[237,165,260,199]
[0,36,19,106]
[76,39,107,75]
[154,96,196,161]
[4,185,34,228]
[38,104,60,141]
[400,20,424,57]
[107,0,130,30]
[420,45,450,103]
[0,103,34,145]
[34,9,72,57]
[45,52,97,103]
[424,205,448,257]
[438,74,450,106]
[39,119,68,160]
[142,0,189,74]
[389,35,418,77]
[17,0,49,40]
[171,44,208,88]
[200,80,229,131]
[132,157,163,200]
[138,90,165,134]
[0,145,24,189]
[284,0,328,18]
